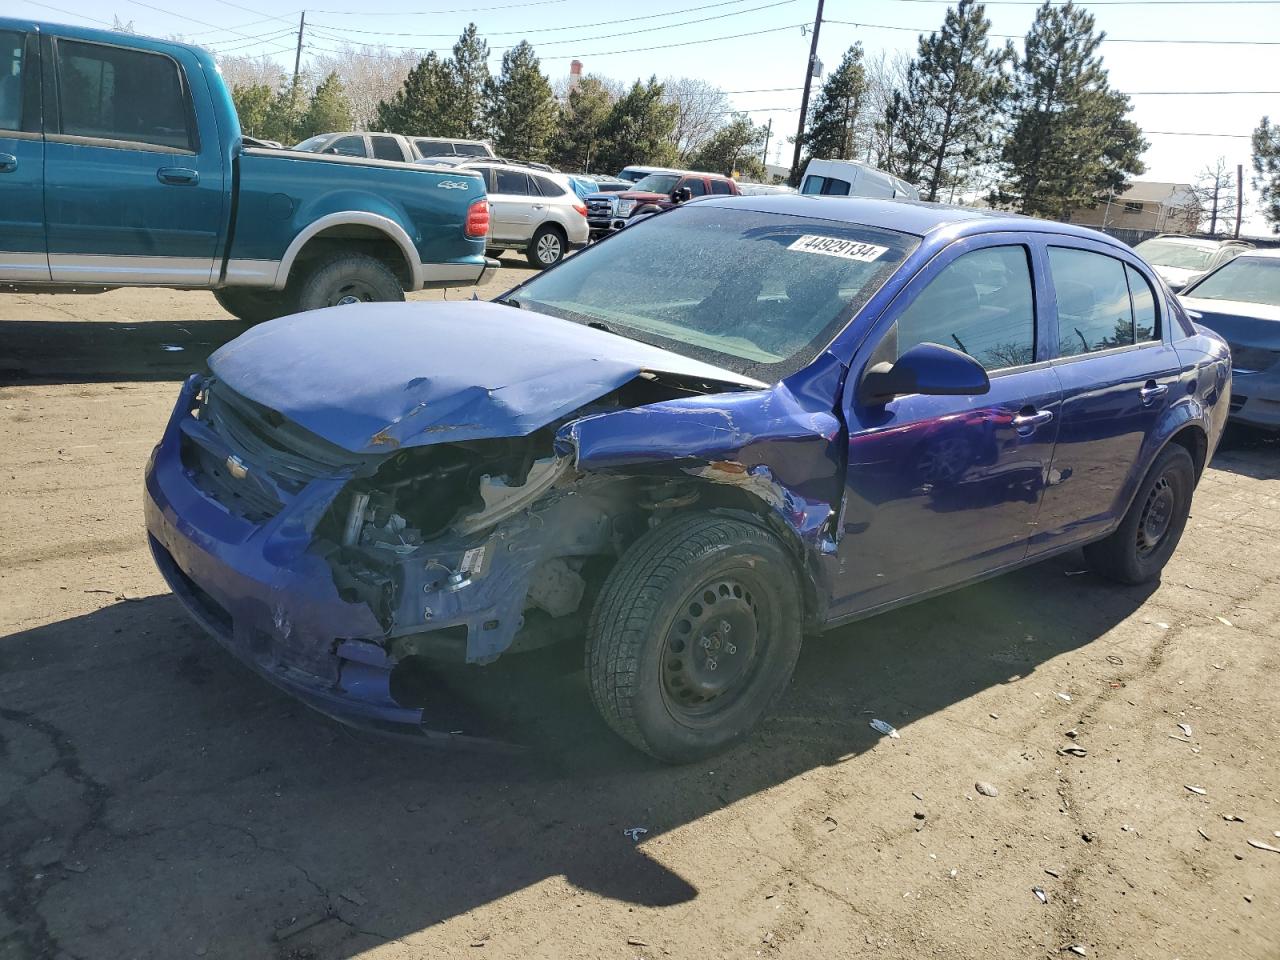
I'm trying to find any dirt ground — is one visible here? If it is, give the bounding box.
[1,276,1278,960]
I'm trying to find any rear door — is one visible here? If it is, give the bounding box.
[1031,242,1183,552]
[42,35,224,285]
[0,28,47,281]
[369,133,406,162]
[487,166,535,241]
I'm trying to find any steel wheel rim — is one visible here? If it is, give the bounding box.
[1136,475,1177,557]
[536,233,561,263]
[660,576,766,721]
[329,281,378,307]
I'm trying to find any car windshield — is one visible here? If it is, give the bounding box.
[1186,257,1280,307]
[1134,239,1218,270]
[507,206,918,381]
[293,135,328,151]
[631,174,680,194]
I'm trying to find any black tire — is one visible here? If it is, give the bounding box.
[587,514,804,763]
[1084,444,1196,585]
[212,287,293,324]
[526,224,566,269]
[291,252,405,313]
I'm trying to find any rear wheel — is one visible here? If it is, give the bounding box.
[526,225,566,269]
[1084,444,1195,584]
[587,514,803,763]
[212,287,293,323]
[291,252,405,312]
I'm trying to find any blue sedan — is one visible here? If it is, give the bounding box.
[144,197,1231,762]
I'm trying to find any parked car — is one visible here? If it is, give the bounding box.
[800,158,920,201]
[617,164,681,183]
[1133,235,1254,292]
[737,182,799,197]
[1179,248,1280,431]
[410,136,495,159]
[592,170,740,238]
[293,131,418,163]
[591,176,633,193]
[145,196,1229,763]
[415,160,588,267]
[0,19,495,319]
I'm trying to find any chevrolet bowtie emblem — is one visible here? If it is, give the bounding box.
[225,455,249,480]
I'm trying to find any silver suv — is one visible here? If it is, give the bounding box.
[455,162,590,268]
[1133,235,1254,291]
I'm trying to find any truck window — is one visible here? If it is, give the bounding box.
[56,40,194,151]
[328,135,366,157]
[0,30,23,132]
[455,142,490,156]
[682,178,707,197]
[710,179,734,195]
[370,135,403,161]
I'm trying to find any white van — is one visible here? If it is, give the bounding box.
[800,159,920,201]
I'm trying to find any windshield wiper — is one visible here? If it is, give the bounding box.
[495,295,525,309]
[587,321,612,333]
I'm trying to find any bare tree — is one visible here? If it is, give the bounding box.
[862,50,909,169]
[215,53,291,94]
[1190,157,1246,236]
[663,77,731,160]
[309,45,423,131]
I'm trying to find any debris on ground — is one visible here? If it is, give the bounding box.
[160,344,185,352]
[912,791,925,801]
[1198,828,1212,841]
[1223,814,1245,822]
[1184,785,1207,796]
[1045,868,1061,878]
[1177,723,1192,737]
[1106,654,1124,666]
[1033,886,1048,904]
[1058,747,1088,757]
[824,815,839,831]
[1246,839,1280,854]
[273,913,326,941]
[1065,569,1088,576]
[989,712,1000,719]
[1066,946,1088,956]
[470,933,491,947]
[623,827,648,842]
[870,719,900,739]
[626,937,649,947]
[975,781,999,798]
[1065,728,1080,739]
[1216,616,1233,627]
[1056,692,1073,703]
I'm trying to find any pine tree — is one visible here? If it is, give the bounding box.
[901,0,1007,201]
[259,85,306,144]
[297,72,354,140]
[879,72,933,187]
[995,0,1146,219]
[595,77,679,172]
[232,83,275,139]
[548,76,615,172]
[374,52,454,136]
[686,115,767,179]
[443,23,492,140]
[801,45,868,166]
[488,41,557,161]
[1251,117,1280,232]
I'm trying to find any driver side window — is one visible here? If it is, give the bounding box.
[896,245,1036,372]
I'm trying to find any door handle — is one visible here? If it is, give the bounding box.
[1012,409,1054,434]
[531,203,544,210]
[0,153,16,173]
[157,166,199,186]
[1139,381,1169,405]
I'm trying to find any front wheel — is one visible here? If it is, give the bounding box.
[1084,444,1195,584]
[526,225,566,269]
[291,252,405,312]
[587,514,803,763]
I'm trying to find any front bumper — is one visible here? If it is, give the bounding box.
[144,376,422,729]
[1229,368,1280,431]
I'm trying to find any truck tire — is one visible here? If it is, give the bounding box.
[291,253,405,312]
[212,288,293,324]
[586,514,804,763]
[1083,443,1195,584]
[526,225,566,269]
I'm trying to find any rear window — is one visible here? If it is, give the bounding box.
[56,40,194,150]
[802,175,851,197]
[455,142,490,156]
[370,135,403,161]
[710,179,734,195]
[532,174,569,198]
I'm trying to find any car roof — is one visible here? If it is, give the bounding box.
[692,194,1130,245]
[1232,247,1280,260]
[1140,235,1228,249]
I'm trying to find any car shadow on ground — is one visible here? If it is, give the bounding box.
[0,319,255,386]
[1210,424,1278,479]
[1,549,1157,958]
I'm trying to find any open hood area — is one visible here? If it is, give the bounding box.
[207,300,763,453]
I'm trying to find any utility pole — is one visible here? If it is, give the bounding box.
[1209,177,1220,236]
[1235,163,1244,239]
[292,11,306,89]
[790,0,824,184]
[761,118,772,168]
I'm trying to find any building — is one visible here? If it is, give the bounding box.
[1065,182,1199,234]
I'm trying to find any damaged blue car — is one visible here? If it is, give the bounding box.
[145,196,1231,762]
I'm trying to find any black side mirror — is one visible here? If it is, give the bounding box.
[671,186,692,203]
[858,342,990,406]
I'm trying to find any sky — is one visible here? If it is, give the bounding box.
[16,0,1280,233]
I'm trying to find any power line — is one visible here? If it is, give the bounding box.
[16,0,115,27]
[310,0,570,14]
[121,0,303,45]
[825,18,1280,43]
[884,0,1280,5]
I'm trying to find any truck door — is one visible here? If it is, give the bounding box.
[0,29,48,281]
[42,36,224,285]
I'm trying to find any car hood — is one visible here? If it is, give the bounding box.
[207,300,765,454]
[618,191,667,202]
[1152,264,1201,289]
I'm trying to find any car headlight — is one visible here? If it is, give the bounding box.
[616,199,635,217]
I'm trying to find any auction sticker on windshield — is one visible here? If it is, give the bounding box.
[787,235,888,262]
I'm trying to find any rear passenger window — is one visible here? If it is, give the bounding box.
[329,135,366,157]
[370,135,403,161]
[682,178,707,196]
[896,246,1036,371]
[56,40,194,150]
[0,30,24,132]
[1049,247,1141,356]
[455,142,489,156]
[1126,264,1159,342]
[802,175,851,196]
[710,179,734,195]
[494,168,531,195]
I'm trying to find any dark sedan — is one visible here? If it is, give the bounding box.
[1179,249,1280,431]
[144,197,1230,762]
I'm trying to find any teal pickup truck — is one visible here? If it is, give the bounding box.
[0,18,495,321]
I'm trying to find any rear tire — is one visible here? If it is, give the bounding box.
[1084,444,1195,584]
[587,514,803,763]
[291,252,405,313]
[212,287,293,324]
[526,225,566,269]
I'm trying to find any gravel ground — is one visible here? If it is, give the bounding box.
[1,278,1278,960]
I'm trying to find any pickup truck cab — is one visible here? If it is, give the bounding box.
[293,131,420,163]
[0,19,496,321]
[588,170,740,238]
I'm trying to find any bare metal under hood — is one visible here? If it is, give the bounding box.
[207,300,765,454]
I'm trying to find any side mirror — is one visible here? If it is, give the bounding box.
[858,342,990,406]
[671,186,692,204]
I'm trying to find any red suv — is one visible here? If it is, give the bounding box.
[609,171,740,228]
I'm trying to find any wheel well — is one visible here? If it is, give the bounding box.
[535,221,566,239]
[288,225,413,290]
[1167,424,1208,479]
